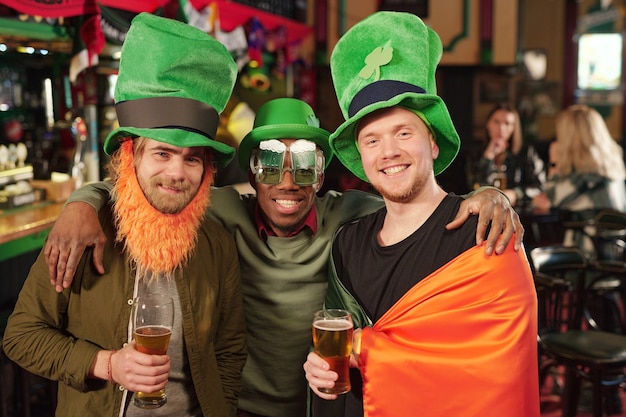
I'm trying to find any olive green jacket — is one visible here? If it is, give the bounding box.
[3,202,247,417]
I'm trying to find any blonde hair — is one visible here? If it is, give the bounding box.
[485,102,523,155]
[555,104,626,181]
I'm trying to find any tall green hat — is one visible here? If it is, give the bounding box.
[238,98,332,171]
[329,11,460,182]
[103,13,237,167]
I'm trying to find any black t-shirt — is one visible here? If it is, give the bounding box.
[331,194,479,417]
[334,193,479,323]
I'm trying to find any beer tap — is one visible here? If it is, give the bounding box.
[70,117,88,188]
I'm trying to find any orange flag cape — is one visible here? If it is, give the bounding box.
[327,242,539,417]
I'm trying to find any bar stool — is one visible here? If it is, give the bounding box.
[531,245,626,417]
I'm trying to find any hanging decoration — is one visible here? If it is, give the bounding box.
[266,25,288,80]
[239,17,271,92]
[1,0,172,18]
[236,17,301,93]
[70,14,106,82]
[184,0,313,95]
[215,24,249,71]
[195,0,312,44]
[0,0,100,18]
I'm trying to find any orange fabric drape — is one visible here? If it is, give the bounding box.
[360,242,539,417]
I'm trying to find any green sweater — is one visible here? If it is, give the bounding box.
[3,201,247,417]
[67,183,384,417]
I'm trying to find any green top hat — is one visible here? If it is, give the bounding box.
[238,98,332,171]
[329,11,460,182]
[103,13,237,167]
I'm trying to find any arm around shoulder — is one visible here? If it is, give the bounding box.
[66,181,113,211]
[449,187,523,255]
[45,184,110,290]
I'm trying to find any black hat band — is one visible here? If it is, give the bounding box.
[115,97,220,139]
[348,80,426,118]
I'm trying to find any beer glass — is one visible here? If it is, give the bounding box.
[131,294,174,409]
[312,309,354,394]
[492,165,507,190]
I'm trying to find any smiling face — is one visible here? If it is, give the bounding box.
[356,107,439,203]
[134,138,207,214]
[251,138,324,237]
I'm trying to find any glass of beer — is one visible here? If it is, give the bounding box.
[312,309,354,395]
[131,294,174,409]
[492,165,507,190]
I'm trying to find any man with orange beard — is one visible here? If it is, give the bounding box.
[2,13,246,417]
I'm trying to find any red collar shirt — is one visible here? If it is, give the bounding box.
[255,204,318,239]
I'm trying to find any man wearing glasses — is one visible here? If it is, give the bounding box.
[44,97,522,417]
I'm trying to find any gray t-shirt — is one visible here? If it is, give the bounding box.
[125,274,201,417]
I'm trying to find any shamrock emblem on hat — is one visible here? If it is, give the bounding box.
[358,45,394,82]
[306,114,320,128]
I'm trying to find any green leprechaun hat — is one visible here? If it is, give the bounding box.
[329,11,460,182]
[238,98,332,171]
[103,13,237,167]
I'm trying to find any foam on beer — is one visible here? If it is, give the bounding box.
[313,319,353,331]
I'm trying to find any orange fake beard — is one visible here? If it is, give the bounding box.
[112,140,212,280]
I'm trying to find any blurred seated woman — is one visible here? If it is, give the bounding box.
[533,104,626,253]
[469,102,545,206]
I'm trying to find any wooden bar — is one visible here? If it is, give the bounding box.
[0,202,64,261]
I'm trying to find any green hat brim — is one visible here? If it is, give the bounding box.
[238,124,332,171]
[329,92,460,182]
[104,126,236,167]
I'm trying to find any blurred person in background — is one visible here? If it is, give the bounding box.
[468,102,545,206]
[533,104,626,250]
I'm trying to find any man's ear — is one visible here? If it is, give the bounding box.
[248,170,258,191]
[431,136,439,159]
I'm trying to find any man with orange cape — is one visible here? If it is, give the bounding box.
[3,13,246,417]
[303,12,539,417]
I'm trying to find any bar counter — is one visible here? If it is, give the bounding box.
[0,201,64,262]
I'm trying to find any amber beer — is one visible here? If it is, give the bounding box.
[312,309,354,394]
[135,325,172,355]
[134,325,172,406]
[131,294,174,410]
